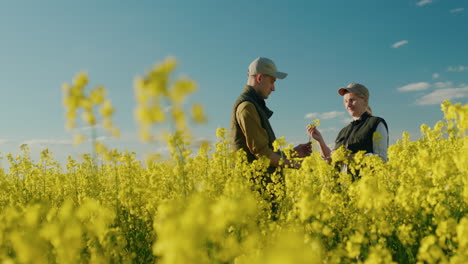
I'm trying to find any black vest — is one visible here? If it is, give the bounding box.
[335,112,388,154]
[230,86,276,162]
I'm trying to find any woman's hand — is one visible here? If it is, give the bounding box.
[306,125,332,161]
[306,125,324,143]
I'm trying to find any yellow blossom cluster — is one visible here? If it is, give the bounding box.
[62,72,120,145]
[133,57,207,142]
[306,119,321,129]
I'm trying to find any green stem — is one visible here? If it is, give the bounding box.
[91,125,97,161]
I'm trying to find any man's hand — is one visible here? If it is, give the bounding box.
[294,142,312,157]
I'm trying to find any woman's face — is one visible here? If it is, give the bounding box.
[343,92,368,119]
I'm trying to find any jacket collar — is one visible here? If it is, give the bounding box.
[244,85,273,118]
[351,112,371,125]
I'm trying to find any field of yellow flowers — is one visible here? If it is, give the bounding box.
[0,58,467,263]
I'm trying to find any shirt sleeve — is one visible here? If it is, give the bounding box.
[236,101,274,159]
[370,121,388,162]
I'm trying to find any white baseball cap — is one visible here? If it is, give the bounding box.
[248,57,287,79]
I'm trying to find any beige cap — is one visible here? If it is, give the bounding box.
[338,83,369,98]
[248,57,287,79]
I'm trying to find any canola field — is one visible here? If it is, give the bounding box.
[0,58,467,264]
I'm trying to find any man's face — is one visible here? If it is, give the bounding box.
[257,74,276,99]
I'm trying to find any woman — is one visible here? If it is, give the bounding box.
[307,83,388,164]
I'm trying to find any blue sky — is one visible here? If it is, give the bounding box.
[0,0,466,164]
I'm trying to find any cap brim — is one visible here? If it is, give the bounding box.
[338,88,350,96]
[269,72,288,79]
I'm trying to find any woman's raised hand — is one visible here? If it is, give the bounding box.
[306,125,324,142]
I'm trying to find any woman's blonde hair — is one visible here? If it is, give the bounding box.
[355,92,372,115]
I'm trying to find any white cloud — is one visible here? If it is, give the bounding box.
[304,111,345,120]
[432,73,439,79]
[321,111,346,119]
[448,65,468,72]
[341,118,354,124]
[21,139,73,146]
[397,82,430,92]
[391,40,409,48]
[75,125,102,131]
[96,136,111,141]
[305,113,319,119]
[153,146,170,155]
[416,85,468,105]
[417,0,432,6]
[450,8,464,13]
[433,81,453,89]
[0,139,14,144]
[192,137,214,148]
[140,147,171,160]
[319,127,340,133]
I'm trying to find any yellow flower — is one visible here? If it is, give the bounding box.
[307,119,320,129]
[372,131,383,146]
[73,72,88,88]
[150,104,165,123]
[170,78,197,103]
[272,137,286,152]
[172,107,186,131]
[135,106,152,124]
[110,127,120,138]
[139,128,153,142]
[89,85,106,104]
[155,56,177,75]
[191,104,207,124]
[99,99,114,118]
[216,127,227,139]
[79,98,93,111]
[81,111,96,126]
[65,119,76,131]
[73,133,86,145]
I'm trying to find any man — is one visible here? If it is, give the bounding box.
[231,57,311,169]
[230,57,311,219]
